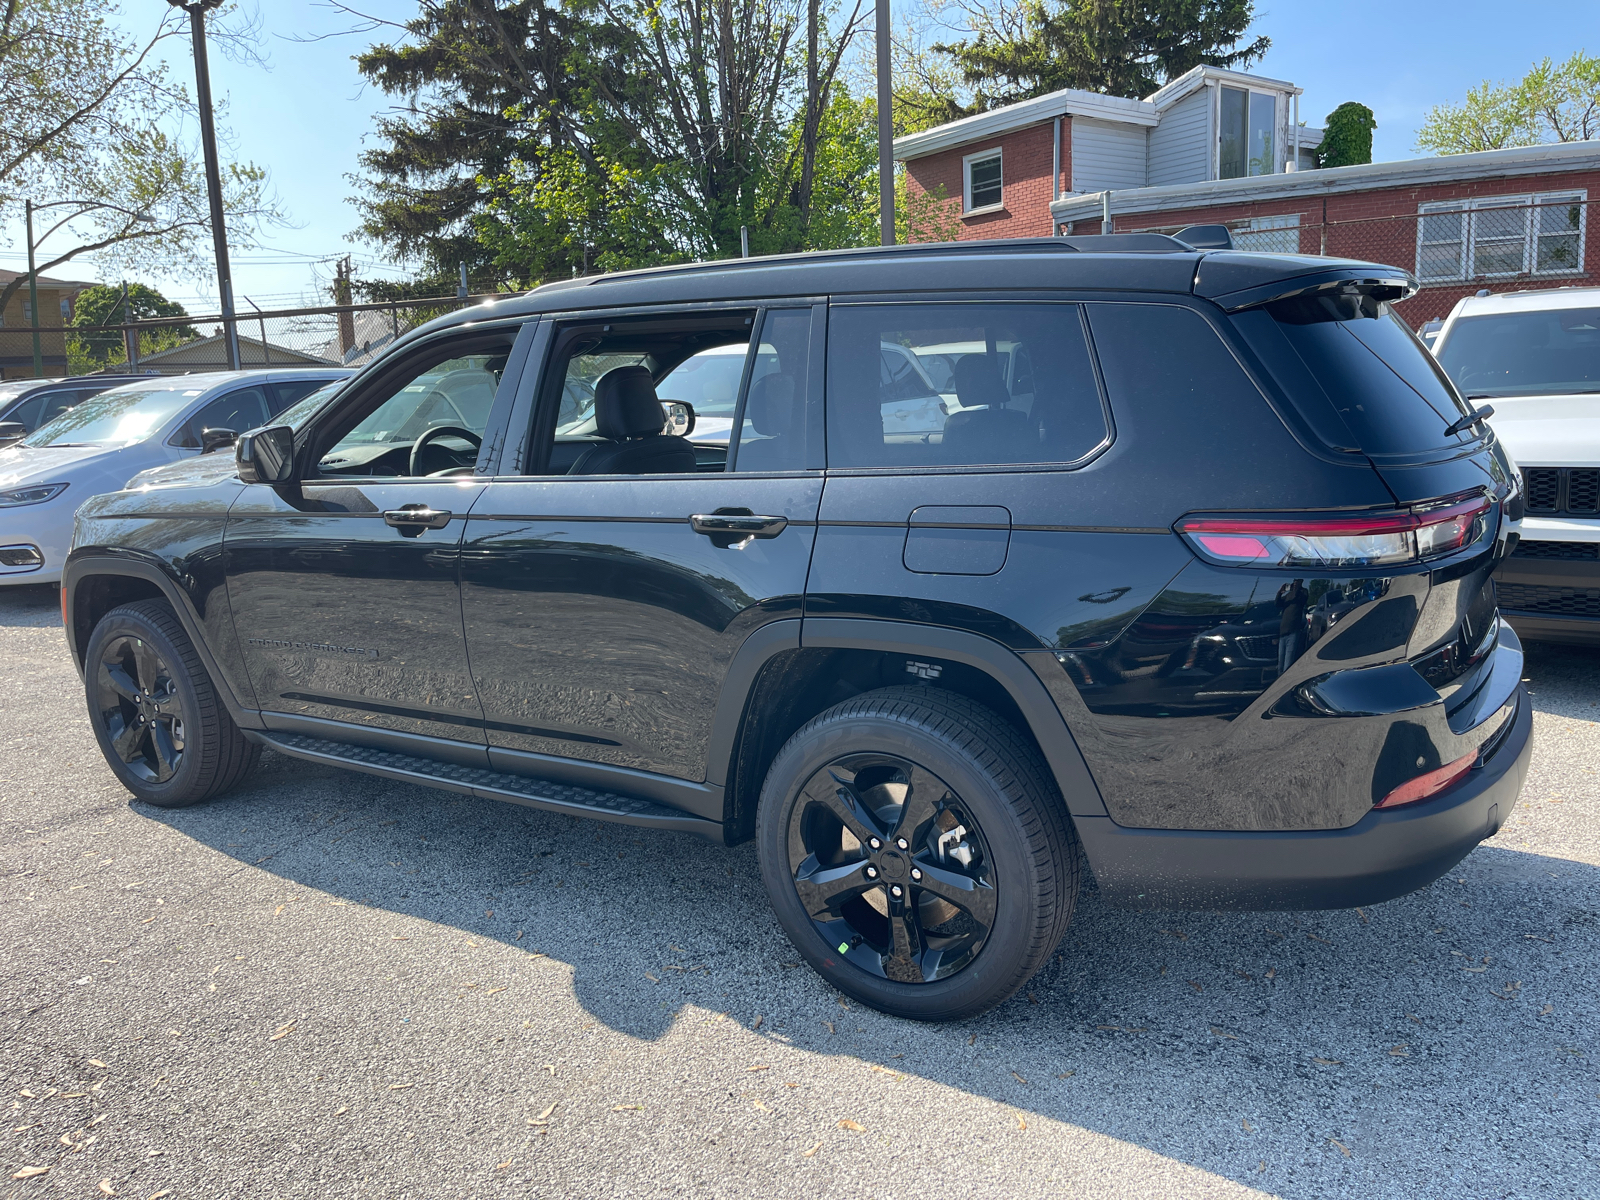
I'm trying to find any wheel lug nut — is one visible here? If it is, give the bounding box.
[865,866,878,879]
[890,885,903,898]
[896,838,908,850]
[911,868,922,881]
[869,838,881,850]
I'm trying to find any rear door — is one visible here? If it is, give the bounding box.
[459,303,824,796]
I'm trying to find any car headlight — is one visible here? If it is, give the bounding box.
[0,482,69,507]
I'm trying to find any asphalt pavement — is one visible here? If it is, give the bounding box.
[2,581,1596,1200]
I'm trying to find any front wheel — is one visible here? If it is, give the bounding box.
[756,687,1080,1021]
[84,599,260,807]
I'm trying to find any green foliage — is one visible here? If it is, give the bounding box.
[1417,51,1600,154]
[1318,102,1375,168]
[69,284,194,365]
[930,0,1269,112]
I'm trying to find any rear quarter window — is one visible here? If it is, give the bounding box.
[1230,294,1474,457]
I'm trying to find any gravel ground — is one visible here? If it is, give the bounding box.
[1,581,1596,1200]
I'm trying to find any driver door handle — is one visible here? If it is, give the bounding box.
[689,512,788,539]
[383,505,453,533]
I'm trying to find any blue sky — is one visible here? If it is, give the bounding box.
[3,1,1595,313]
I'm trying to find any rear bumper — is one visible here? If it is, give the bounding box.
[1494,551,1600,645]
[1074,683,1532,910]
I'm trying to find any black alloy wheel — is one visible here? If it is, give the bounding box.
[96,634,187,784]
[83,599,260,807]
[758,687,1080,1021]
[788,754,997,984]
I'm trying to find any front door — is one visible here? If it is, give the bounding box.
[460,304,823,788]
[224,323,531,756]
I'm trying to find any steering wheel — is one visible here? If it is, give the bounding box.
[409,425,482,476]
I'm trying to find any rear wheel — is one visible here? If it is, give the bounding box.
[84,599,260,807]
[756,687,1079,1021]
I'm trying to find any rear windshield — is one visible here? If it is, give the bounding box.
[1435,308,1600,397]
[1231,293,1474,456]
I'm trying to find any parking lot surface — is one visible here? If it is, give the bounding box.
[2,582,1596,1199]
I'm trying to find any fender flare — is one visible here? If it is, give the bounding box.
[63,552,262,729]
[706,616,1107,818]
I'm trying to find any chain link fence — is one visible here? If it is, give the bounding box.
[0,293,517,382]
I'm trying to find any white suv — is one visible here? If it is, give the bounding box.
[1434,287,1600,645]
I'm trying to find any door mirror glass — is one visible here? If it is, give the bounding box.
[662,400,696,437]
[200,427,238,454]
[236,425,295,483]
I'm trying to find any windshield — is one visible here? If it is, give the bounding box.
[21,386,199,448]
[335,359,500,447]
[276,381,344,430]
[1435,307,1600,397]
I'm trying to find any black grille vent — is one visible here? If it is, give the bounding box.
[1570,469,1600,513]
[1512,539,1600,560]
[1524,468,1561,512]
[1497,582,1600,617]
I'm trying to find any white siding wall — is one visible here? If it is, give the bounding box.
[1147,90,1211,186]
[1071,118,1148,192]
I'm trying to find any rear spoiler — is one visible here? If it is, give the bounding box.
[1201,266,1419,313]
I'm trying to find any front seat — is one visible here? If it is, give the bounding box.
[732,372,796,471]
[568,364,698,475]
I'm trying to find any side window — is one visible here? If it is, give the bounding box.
[825,303,1108,469]
[172,387,269,449]
[732,307,810,473]
[267,378,327,415]
[5,394,46,430]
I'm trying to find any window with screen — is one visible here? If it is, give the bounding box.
[825,304,1109,469]
[964,150,1003,212]
[1416,192,1586,283]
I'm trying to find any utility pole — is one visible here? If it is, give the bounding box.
[333,256,356,360]
[876,0,894,246]
[168,1,240,370]
[24,200,42,377]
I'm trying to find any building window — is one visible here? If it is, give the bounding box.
[1219,86,1278,179]
[1417,192,1586,283]
[21,300,32,324]
[963,148,1003,213]
[59,297,71,321]
[1233,214,1300,253]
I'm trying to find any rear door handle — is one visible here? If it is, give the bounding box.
[689,512,788,539]
[383,505,453,534]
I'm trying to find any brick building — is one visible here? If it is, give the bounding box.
[895,66,1600,326]
[0,268,95,379]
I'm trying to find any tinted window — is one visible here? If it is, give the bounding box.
[173,387,269,448]
[1231,294,1473,456]
[1435,308,1600,397]
[5,393,45,430]
[733,307,810,473]
[825,303,1107,468]
[269,377,330,415]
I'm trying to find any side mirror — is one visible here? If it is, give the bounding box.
[200,427,238,454]
[0,421,25,448]
[662,400,696,437]
[236,425,295,484]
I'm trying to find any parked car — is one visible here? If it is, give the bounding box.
[0,369,348,585]
[0,374,157,446]
[1433,287,1600,645]
[64,239,1529,1021]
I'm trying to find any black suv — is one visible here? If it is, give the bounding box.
[64,238,1532,1021]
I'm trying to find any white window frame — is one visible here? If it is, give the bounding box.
[962,147,1004,215]
[1232,213,1300,253]
[1415,191,1587,284]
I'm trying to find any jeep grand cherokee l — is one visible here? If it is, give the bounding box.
[63,237,1531,1021]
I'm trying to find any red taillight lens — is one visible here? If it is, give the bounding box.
[1375,750,1478,810]
[1177,493,1491,568]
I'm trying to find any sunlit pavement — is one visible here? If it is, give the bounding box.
[2,582,1595,1199]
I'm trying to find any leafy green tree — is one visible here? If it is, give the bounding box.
[1318,102,1375,168]
[929,0,1269,113]
[68,283,194,365]
[1417,51,1600,154]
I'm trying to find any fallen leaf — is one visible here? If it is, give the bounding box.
[20,1089,35,1098]
[1096,1025,1122,1031]
[1329,1138,1351,1158]
[1015,1115,1027,1130]
[534,1102,558,1122]
[274,905,285,916]
[752,1100,773,1114]
[1307,933,1331,944]
[389,1082,413,1090]
[751,1015,764,1031]
[486,987,506,995]
[1312,1057,1341,1066]
[486,910,494,918]
[1388,1045,1410,1057]
[1355,907,1368,924]
[1242,1118,1254,1132]
[1463,966,1488,973]
[1525,934,1553,943]
[1407,1013,1422,1023]
[612,1104,642,1112]
[1056,1071,1075,1078]
[99,1181,116,1196]
[496,1161,511,1170]
[967,1032,976,1045]
[390,936,409,941]
[1540,1005,1554,1016]
[823,1021,835,1035]
[514,931,524,940]
[89,1059,107,1069]
[838,1119,865,1132]
[1265,968,1277,980]
[1210,1027,1240,1040]
[802,1141,822,1158]
[270,1023,295,1042]
[644,973,659,982]
[1028,992,1039,1004]
[747,1064,770,1072]
[12,1167,49,1179]
[1188,980,1203,993]
[149,1192,173,1200]
[334,1106,348,1116]
[544,1064,556,1076]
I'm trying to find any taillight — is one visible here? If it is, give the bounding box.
[1375,750,1478,809]
[1176,493,1491,568]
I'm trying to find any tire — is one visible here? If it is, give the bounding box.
[83,599,260,808]
[756,686,1080,1021]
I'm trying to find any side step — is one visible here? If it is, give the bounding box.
[254,730,723,841]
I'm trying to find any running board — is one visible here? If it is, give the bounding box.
[253,730,723,841]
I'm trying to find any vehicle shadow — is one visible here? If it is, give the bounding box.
[0,582,62,628]
[135,686,1598,1200]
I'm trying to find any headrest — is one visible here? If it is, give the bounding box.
[952,354,1009,409]
[746,373,795,437]
[593,365,664,439]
